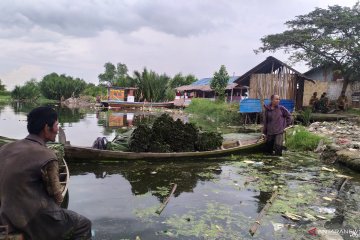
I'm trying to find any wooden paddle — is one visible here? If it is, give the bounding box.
[58,127,67,145]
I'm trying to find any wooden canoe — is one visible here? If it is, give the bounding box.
[1,135,266,161]
[64,138,265,161]
[0,157,69,240]
[100,100,174,108]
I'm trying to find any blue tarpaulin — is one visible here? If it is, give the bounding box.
[239,98,294,113]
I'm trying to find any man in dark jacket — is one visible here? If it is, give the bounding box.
[0,107,91,240]
[263,95,292,156]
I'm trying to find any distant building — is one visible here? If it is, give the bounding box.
[175,76,247,102]
[303,66,359,107]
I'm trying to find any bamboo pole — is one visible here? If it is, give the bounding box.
[249,189,278,236]
[156,184,178,215]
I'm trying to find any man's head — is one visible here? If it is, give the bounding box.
[270,94,280,107]
[313,92,318,96]
[341,91,346,96]
[27,106,59,142]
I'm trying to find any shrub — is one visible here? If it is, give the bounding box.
[185,98,242,131]
[286,126,326,151]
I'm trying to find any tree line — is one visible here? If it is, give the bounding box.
[98,62,196,102]
[9,65,197,102]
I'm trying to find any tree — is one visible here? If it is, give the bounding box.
[40,73,86,100]
[0,79,6,92]
[211,65,230,101]
[133,68,172,102]
[256,3,360,92]
[11,79,41,102]
[98,62,133,87]
[170,73,197,89]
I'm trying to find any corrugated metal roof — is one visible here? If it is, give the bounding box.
[175,76,241,91]
[191,76,240,86]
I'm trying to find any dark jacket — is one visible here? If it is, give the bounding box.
[263,104,292,136]
[0,134,58,231]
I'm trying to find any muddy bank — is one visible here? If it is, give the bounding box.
[308,120,360,172]
[61,96,96,108]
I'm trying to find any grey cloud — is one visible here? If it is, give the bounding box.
[0,0,235,39]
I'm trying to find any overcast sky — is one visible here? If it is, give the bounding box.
[0,0,357,90]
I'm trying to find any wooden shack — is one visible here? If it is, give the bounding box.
[235,56,314,110]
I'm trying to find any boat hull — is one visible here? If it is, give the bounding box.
[64,139,265,161]
[101,100,174,108]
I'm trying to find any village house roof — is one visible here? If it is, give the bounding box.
[234,56,315,85]
[176,76,246,92]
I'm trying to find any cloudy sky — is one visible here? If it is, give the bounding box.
[0,0,357,90]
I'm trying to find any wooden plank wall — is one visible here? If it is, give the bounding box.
[249,73,296,99]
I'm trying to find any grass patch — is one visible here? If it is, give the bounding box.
[0,93,11,103]
[347,108,360,115]
[185,98,241,131]
[36,96,58,104]
[286,126,327,151]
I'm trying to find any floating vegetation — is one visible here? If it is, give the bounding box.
[152,186,170,198]
[162,202,250,239]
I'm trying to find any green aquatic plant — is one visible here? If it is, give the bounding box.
[286,126,327,151]
[162,202,249,239]
[298,107,312,126]
[128,113,222,153]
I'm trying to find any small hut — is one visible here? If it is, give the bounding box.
[235,56,314,110]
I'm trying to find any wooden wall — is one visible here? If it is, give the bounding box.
[249,73,296,99]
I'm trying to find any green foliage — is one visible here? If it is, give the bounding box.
[128,113,223,153]
[82,83,107,97]
[0,79,6,92]
[185,98,242,131]
[170,73,197,88]
[298,108,312,126]
[133,68,172,102]
[98,62,134,87]
[11,79,41,102]
[40,73,86,100]
[196,132,223,151]
[129,124,153,152]
[347,108,360,115]
[210,65,230,101]
[257,2,360,92]
[151,114,198,152]
[286,126,326,151]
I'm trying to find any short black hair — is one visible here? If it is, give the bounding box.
[270,94,279,100]
[27,106,58,134]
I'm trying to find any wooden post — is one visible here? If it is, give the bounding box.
[156,184,178,215]
[249,189,278,236]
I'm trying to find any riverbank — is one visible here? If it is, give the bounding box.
[308,120,360,172]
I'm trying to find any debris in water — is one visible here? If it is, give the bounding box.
[243,160,255,164]
[303,213,316,221]
[282,212,302,221]
[322,197,333,201]
[321,167,337,172]
[316,215,327,220]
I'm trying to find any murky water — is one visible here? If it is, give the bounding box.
[1,103,359,239]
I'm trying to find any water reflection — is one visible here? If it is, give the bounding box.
[97,109,159,129]
[68,160,222,202]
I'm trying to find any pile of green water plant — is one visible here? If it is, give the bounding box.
[286,126,326,151]
[128,113,223,153]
